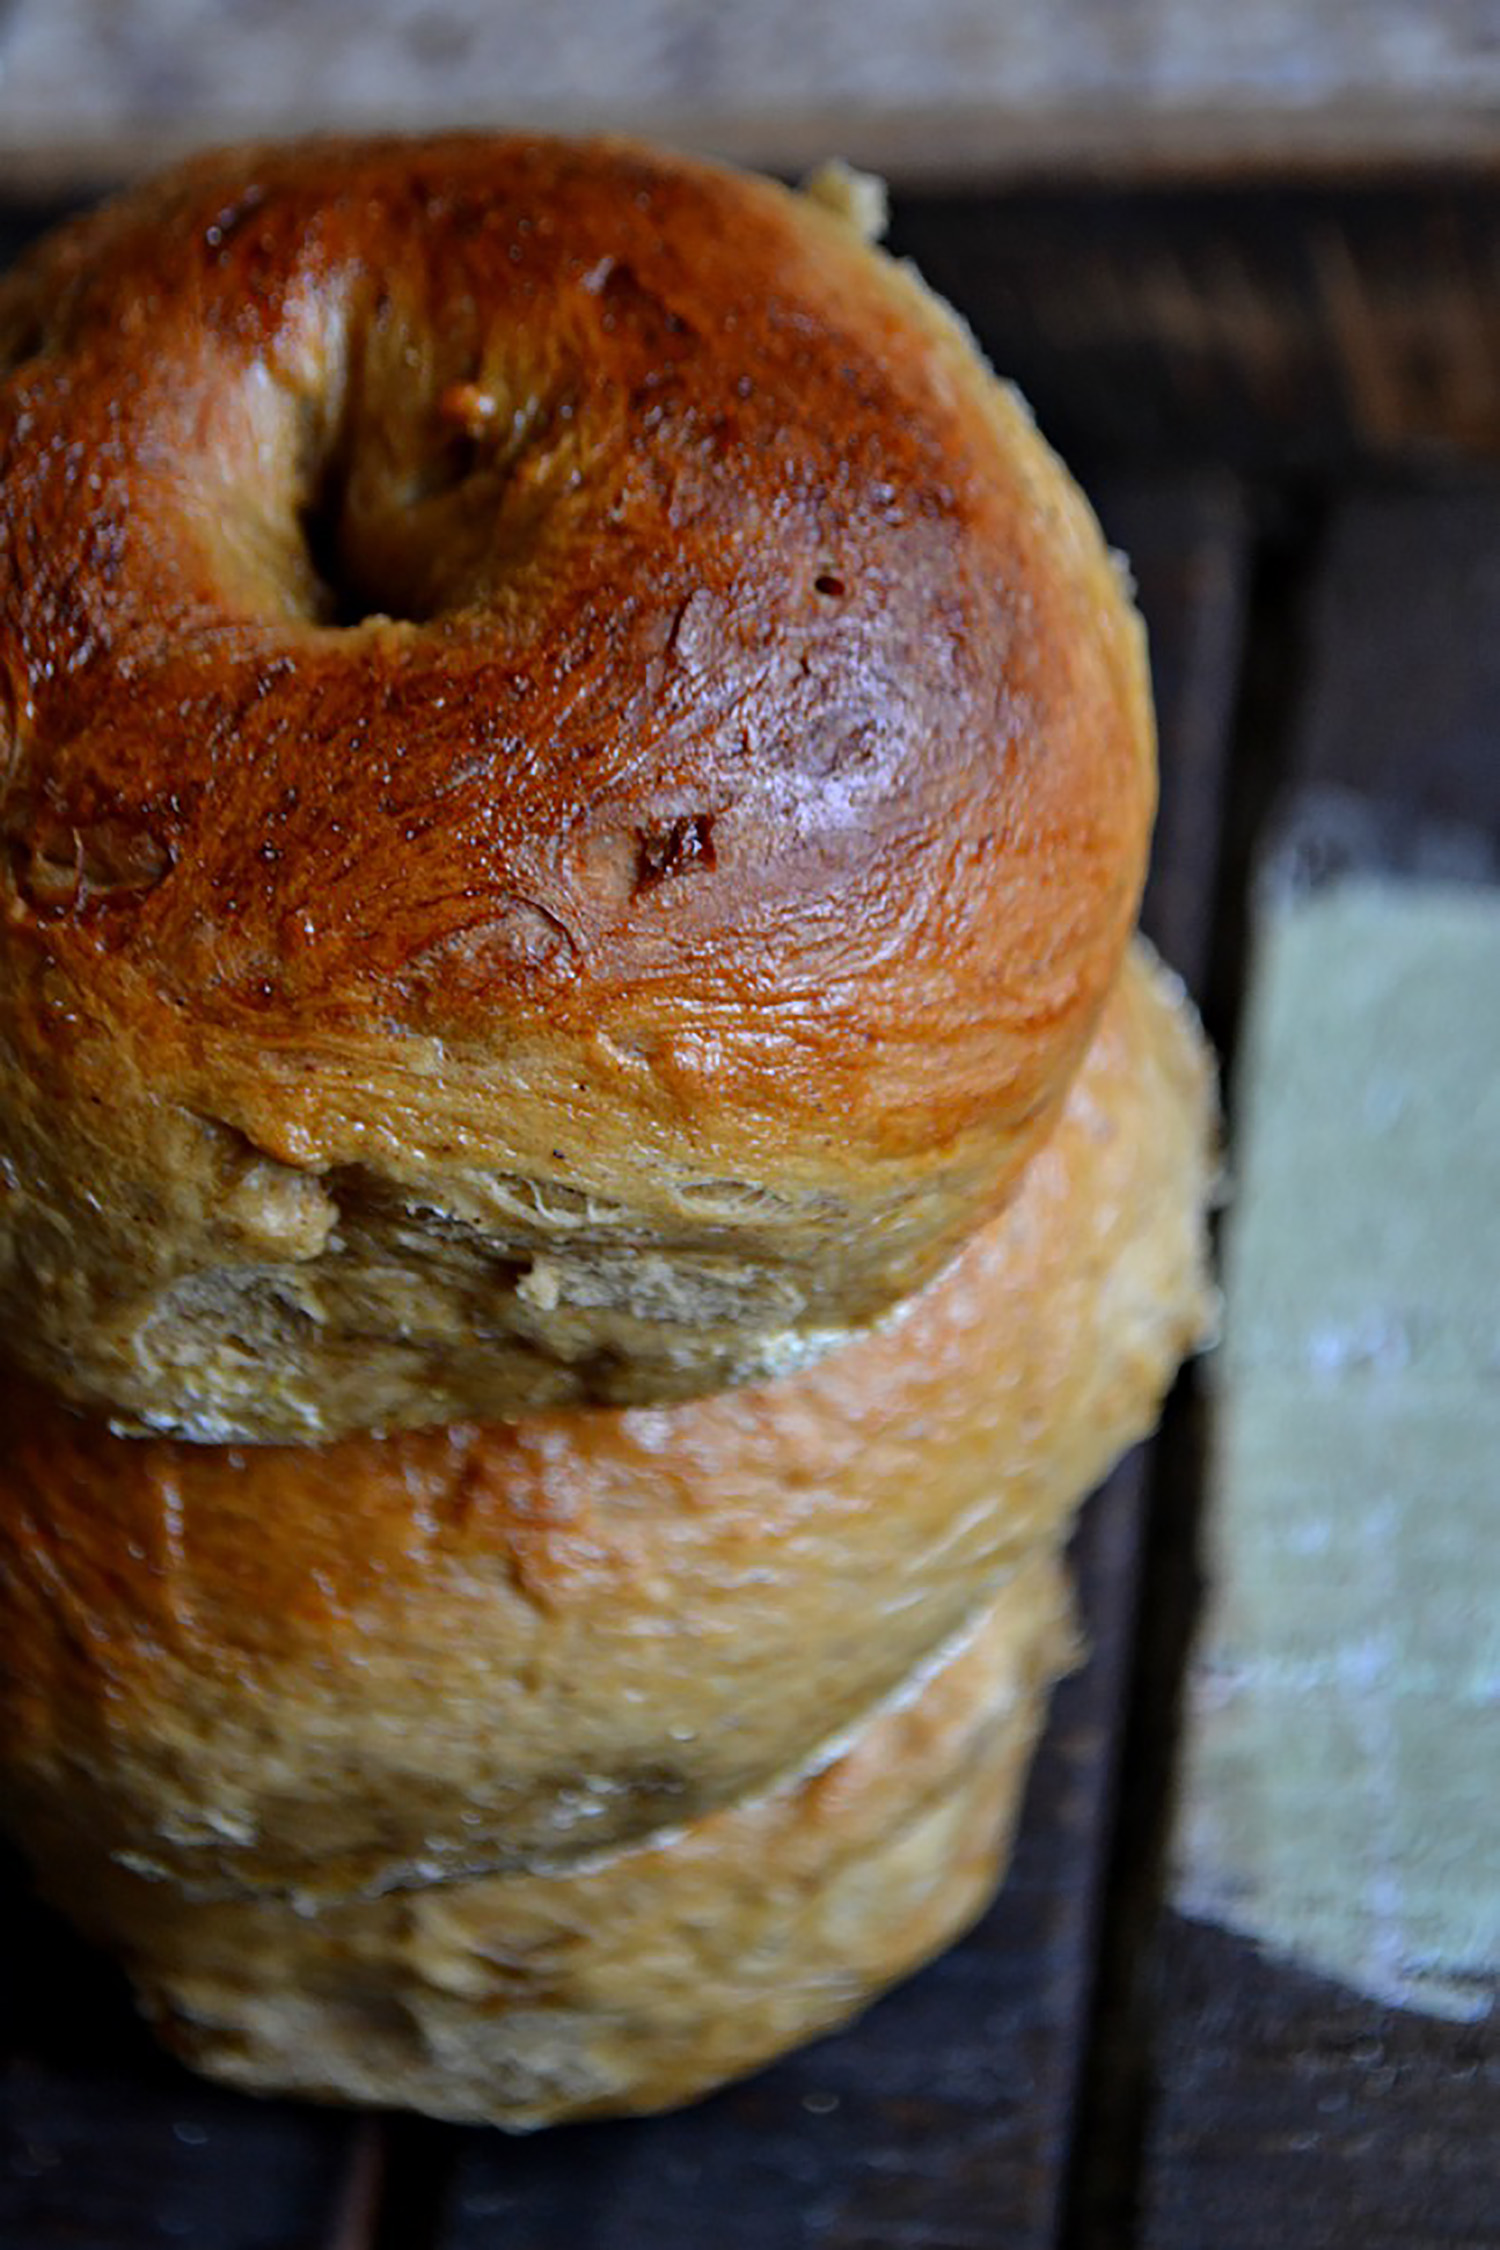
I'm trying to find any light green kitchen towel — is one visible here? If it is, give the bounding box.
[1175,875,1500,2022]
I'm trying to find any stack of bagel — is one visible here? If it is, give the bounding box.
[0,136,1215,2128]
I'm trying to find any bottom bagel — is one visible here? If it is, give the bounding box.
[29,1550,1075,2129]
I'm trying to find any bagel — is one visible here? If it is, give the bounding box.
[13,1551,1075,2129]
[0,943,1214,1897]
[0,135,1154,1440]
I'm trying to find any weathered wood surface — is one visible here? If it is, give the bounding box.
[1145,1917,1500,2250]
[892,183,1500,472]
[1295,484,1500,823]
[0,0,1498,189]
[0,1841,368,2250]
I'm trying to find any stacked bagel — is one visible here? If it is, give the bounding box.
[0,136,1215,2126]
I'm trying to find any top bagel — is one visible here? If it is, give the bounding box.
[0,136,1154,1441]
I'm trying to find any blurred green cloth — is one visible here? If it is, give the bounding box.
[1177,877,1500,2022]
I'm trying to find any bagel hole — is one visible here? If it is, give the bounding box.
[299,460,385,629]
[291,365,552,627]
[406,431,484,507]
[296,428,492,627]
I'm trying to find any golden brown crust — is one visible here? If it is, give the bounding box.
[0,133,1155,1437]
[0,943,1214,1895]
[24,1553,1075,2129]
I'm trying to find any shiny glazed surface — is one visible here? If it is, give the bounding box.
[0,134,1156,1434]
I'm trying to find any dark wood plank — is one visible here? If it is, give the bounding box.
[1296,479,1500,824]
[1,1845,369,2250]
[1049,479,1258,2249]
[1097,473,1251,989]
[891,184,1500,477]
[1138,483,1500,2250]
[1147,1917,1500,2250]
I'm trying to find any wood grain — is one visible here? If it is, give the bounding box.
[1295,482,1500,818]
[1102,475,1251,984]
[0,1845,368,2250]
[1144,1916,1500,2250]
[892,184,1500,472]
[1,1,1498,189]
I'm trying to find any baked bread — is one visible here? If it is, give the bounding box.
[18,1551,1075,2129]
[0,943,1213,1897]
[0,134,1154,1441]
[0,134,1214,2130]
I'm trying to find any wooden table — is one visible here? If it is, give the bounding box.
[3,127,1499,2250]
[0,0,1497,189]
